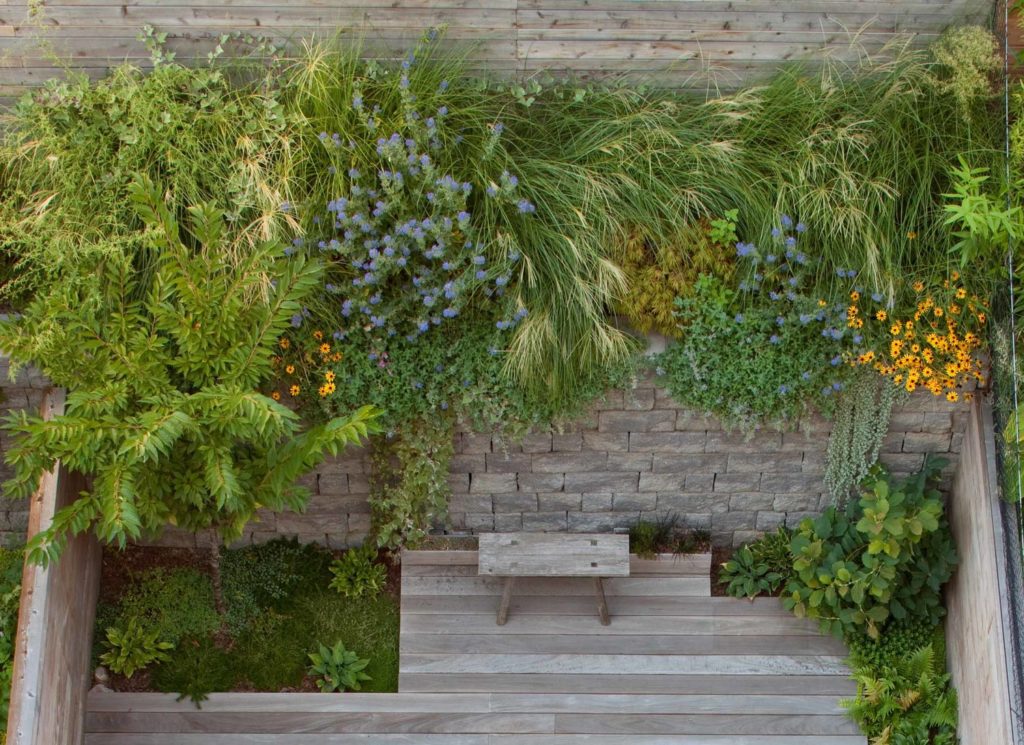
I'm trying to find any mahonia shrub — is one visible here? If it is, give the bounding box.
[784,458,957,639]
[657,218,867,428]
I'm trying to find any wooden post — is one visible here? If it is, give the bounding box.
[594,577,611,626]
[496,576,516,626]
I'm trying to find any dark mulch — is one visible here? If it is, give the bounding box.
[98,544,212,610]
[709,544,732,597]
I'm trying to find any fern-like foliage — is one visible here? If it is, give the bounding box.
[843,628,958,744]
[0,175,380,566]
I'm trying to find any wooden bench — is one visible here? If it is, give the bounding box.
[478,532,630,626]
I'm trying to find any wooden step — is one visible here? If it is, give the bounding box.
[399,633,847,656]
[397,672,858,696]
[401,576,709,597]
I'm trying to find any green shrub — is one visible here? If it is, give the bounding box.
[115,568,220,646]
[629,513,705,558]
[99,617,174,678]
[308,641,371,692]
[222,538,333,634]
[720,546,786,600]
[783,459,957,639]
[329,545,387,599]
[843,626,958,744]
[0,546,22,735]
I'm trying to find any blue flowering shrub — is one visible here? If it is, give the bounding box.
[273,43,633,547]
[657,218,868,429]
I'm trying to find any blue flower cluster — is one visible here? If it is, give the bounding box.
[294,81,534,347]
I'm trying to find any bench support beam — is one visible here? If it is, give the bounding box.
[496,576,516,626]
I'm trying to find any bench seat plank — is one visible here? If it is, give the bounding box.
[479,533,629,577]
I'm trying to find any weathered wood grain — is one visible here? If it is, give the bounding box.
[488,693,846,715]
[402,576,705,596]
[401,594,782,616]
[399,652,850,675]
[552,712,862,736]
[396,672,858,695]
[478,532,630,577]
[399,632,847,655]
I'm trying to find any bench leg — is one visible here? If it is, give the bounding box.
[496,576,516,626]
[594,577,611,626]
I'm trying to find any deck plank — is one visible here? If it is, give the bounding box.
[401,576,709,597]
[401,594,790,617]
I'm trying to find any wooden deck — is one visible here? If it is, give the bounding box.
[84,549,865,744]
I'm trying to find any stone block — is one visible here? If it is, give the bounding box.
[518,433,553,453]
[780,431,815,452]
[675,412,721,431]
[654,388,680,410]
[316,495,371,514]
[450,454,486,473]
[638,472,686,492]
[465,512,495,531]
[681,513,712,530]
[651,453,727,473]
[922,412,952,433]
[551,432,583,452]
[706,431,782,452]
[682,474,716,492]
[629,432,706,453]
[518,472,565,492]
[491,434,524,454]
[317,473,347,496]
[903,431,951,453]
[623,389,655,411]
[727,453,804,473]
[485,453,533,473]
[348,474,370,493]
[713,473,761,492]
[447,512,467,529]
[612,492,658,511]
[712,511,757,532]
[879,452,925,473]
[607,453,653,472]
[564,472,639,493]
[494,513,524,531]
[276,512,331,535]
[538,492,583,511]
[880,431,905,453]
[656,493,730,514]
[772,493,821,512]
[567,512,625,532]
[599,390,625,409]
[599,410,676,433]
[800,452,827,474]
[582,432,630,452]
[461,432,493,453]
[448,474,469,493]
[755,512,787,531]
[295,471,320,492]
[470,473,517,493]
[733,530,764,548]
[533,452,608,473]
[523,511,568,531]
[760,473,823,494]
[449,494,493,513]
[582,492,613,511]
[951,432,964,454]
[325,533,355,550]
[784,511,819,529]
[889,411,925,431]
[729,493,775,511]
[348,513,372,533]
[492,492,538,512]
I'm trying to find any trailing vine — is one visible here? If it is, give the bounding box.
[369,417,456,551]
[825,366,906,504]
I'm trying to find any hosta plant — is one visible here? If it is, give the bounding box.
[99,617,174,679]
[720,545,786,600]
[307,641,371,692]
[329,544,387,599]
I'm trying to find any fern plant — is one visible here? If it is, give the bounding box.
[843,630,958,744]
[0,175,380,610]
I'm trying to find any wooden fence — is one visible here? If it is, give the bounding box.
[5,389,102,745]
[0,0,994,103]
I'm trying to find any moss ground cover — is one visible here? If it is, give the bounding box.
[94,540,399,699]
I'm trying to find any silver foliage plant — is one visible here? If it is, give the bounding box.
[825,367,907,504]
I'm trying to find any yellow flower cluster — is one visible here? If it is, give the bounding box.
[272,330,345,401]
[849,278,985,401]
